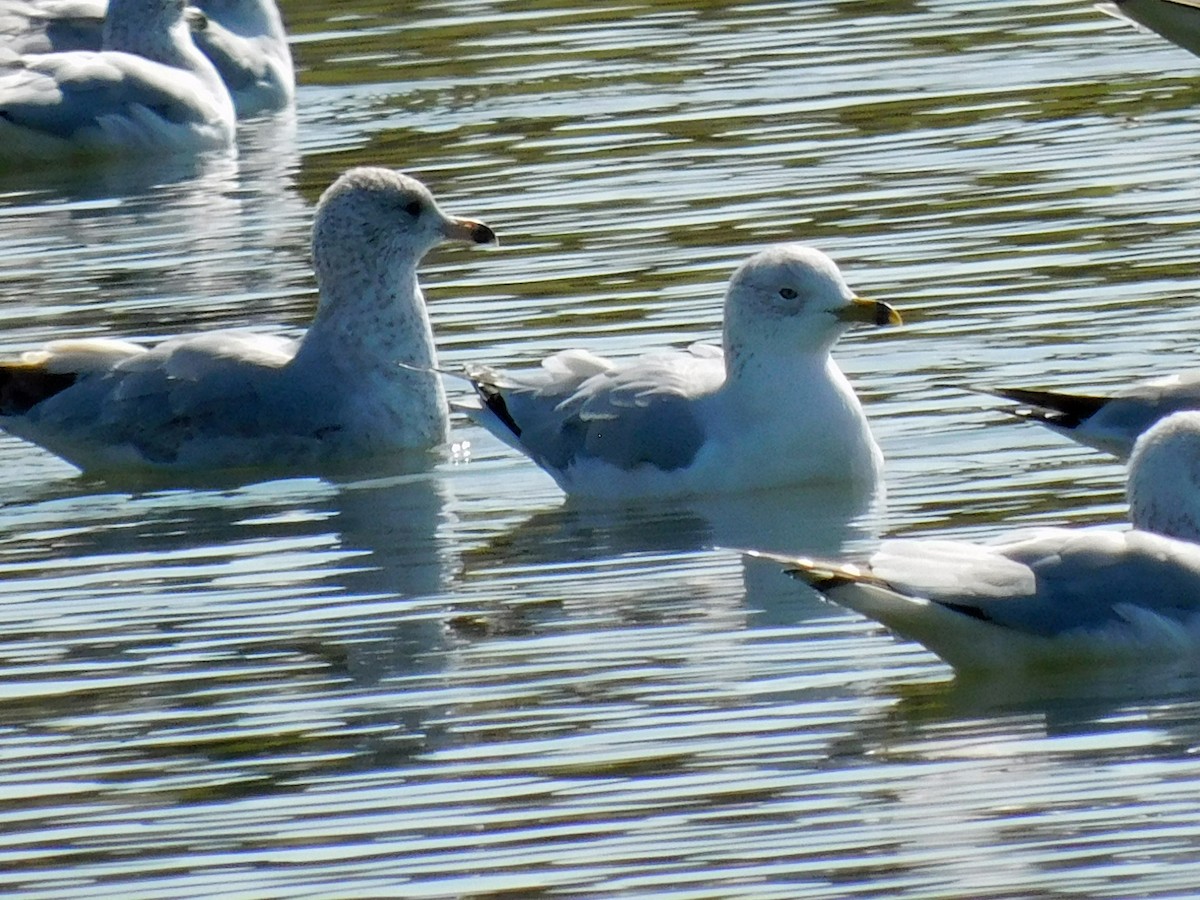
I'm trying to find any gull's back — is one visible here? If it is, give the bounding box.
[463,346,725,488]
[0,333,309,471]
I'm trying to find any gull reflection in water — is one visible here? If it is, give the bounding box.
[453,478,885,630]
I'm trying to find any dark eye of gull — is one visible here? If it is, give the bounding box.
[404,199,423,217]
[779,287,797,300]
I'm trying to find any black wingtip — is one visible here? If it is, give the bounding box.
[784,566,867,592]
[739,549,869,592]
[0,365,77,416]
[474,381,522,438]
[987,386,1108,427]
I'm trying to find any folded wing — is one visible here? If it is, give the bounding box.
[464,346,725,475]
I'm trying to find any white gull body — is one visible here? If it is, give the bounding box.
[2,0,294,116]
[755,411,1200,672]
[459,244,902,500]
[0,167,496,473]
[0,0,235,158]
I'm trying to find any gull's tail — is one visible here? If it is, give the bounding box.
[738,547,883,591]
[941,383,1108,430]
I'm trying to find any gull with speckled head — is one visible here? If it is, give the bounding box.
[751,410,1200,672]
[460,244,902,499]
[0,0,235,158]
[0,167,497,473]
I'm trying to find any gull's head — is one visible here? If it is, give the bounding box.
[723,244,900,358]
[311,167,497,289]
[1128,411,1200,541]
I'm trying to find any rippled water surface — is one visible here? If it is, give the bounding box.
[4,0,1200,896]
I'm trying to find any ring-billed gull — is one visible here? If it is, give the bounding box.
[3,0,293,116]
[0,167,497,473]
[458,244,902,499]
[1097,0,1200,58]
[750,410,1200,672]
[188,0,292,116]
[0,0,235,158]
[985,372,1200,459]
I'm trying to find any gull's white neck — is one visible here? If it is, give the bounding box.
[722,317,843,391]
[722,343,845,410]
[716,337,882,483]
[202,0,288,41]
[198,0,294,86]
[303,262,436,366]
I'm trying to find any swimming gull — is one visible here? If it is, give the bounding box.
[2,0,294,116]
[0,0,235,159]
[458,244,902,499]
[984,370,1200,460]
[750,410,1200,672]
[0,167,497,473]
[188,0,292,116]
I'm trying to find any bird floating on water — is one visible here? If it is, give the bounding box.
[458,243,901,500]
[2,0,294,117]
[751,410,1200,672]
[0,0,236,159]
[0,167,497,474]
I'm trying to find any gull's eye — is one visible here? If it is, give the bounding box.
[404,199,423,217]
[779,287,798,300]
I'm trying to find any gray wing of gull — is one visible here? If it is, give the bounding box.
[0,52,225,138]
[0,0,294,116]
[994,370,1200,458]
[22,331,302,463]
[0,4,103,54]
[868,528,1200,637]
[468,346,725,474]
[1101,0,1200,58]
[0,1,104,54]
